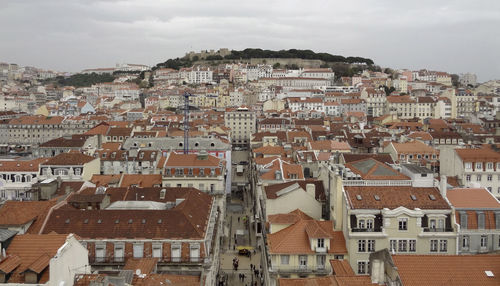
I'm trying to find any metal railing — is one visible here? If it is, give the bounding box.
[272,265,330,274]
[351,227,383,233]
[423,227,454,232]
[89,255,204,264]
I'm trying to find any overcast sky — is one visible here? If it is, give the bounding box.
[1,0,499,81]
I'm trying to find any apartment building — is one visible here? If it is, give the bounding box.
[0,158,49,201]
[286,97,324,113]
[224,107,256,147]
[39,152,101,181]
[360,88,386,117]
[441,147,500,199]
[343,186,456,275]
[267,211,346,279]
[162,152,226,194]
[447,187,500,254]
[455,88,477,118]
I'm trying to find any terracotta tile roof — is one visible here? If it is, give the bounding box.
[0,234,68,283]
[91,174,122,186]
[346,158,410,180]
[390,140,437,154]
[9,115,64,125]
[39,135,89,148]
[123,258,158,274]
[132,274,201,286]
[42,188,213,239]
[407,131,432,141]
[0,201,56,227]
[330,260,355,276]
[0,158,49,172]
[0,255,21,273]
[254,156,291,166]
[344,186,450,210]
[342,153,394,165]
[455,148,500,162]
[264,180,325,200]
[268,219,346,254]
[447,188,500,208]
[253,145,285,155]
[119,174,162,187]
[309,140,351,151]
[455,210,497,229]
[268,209,313,224]
[260,159,304,181]
[42,152,95,166]
[83,123,110,135]
[101,142,122,150]
[393,255,500,286]
[107,127,133,137]
[165,152,221,167]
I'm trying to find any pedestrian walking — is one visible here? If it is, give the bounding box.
[238,216,240,223]
[250,263,253,271]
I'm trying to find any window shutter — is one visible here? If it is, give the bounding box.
[460,212,467,229]
[477,212,485,229]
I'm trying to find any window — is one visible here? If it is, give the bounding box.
[190,244,200,262]
[476,162,482,170]
[95,245,105,262]
[114,244,124,262]
[466,175,471,181]
[175,168,183,176]
[488,175,493,181]
[317,238,325,248]
[465,162,472,169]
[357,261,367,274]
[299,255,307,269]
[430,240,438,252]
[399,218,408,230]
[133,243,144,258]
[462,236,469,249]
[367,240,375,252]
[152,244,162,258]
[476,175,482,181]
[390,240,397,252]
[358,219,365,229]
[439,240,447,252]
[409,240,416,252]
[487,162,493,169]
[398,240,407,252]
[171,245,181,262]
[281,255,290,265]
[366,219,374,229]
[480,235,488,248]
[75,168,81,176]
[358,240,366,252]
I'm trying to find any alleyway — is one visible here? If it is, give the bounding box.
[217,151,265,286]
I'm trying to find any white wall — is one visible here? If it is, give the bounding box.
[49,234,90,286]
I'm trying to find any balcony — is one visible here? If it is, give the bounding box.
[351,227,382,233]
[89,255,204,265]
[423,227,454,233]
[272,265,330,274]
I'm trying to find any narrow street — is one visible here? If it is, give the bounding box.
[217,151,265,286]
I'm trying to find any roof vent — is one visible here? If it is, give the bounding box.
[160,188,166,200]
[65,219,70,224]
[84,219,89,224]
[97,219,102,224]
[410,195,417,201]
[356,195,362,201]
[115,219,119,224]
[374,195,380,201]
[142,219,146,224]
[128,219,133,224]
[158,219,162,224]
[485,270,494,277]
[429,194,436,201]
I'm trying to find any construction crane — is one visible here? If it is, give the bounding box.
[183,92,195,154]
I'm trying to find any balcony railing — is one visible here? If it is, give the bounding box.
[89,255,204,264]
[423,227,454,232]
[273,265,330,274]
[343,180,412,186]
[351,227,382,233]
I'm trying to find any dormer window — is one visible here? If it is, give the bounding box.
[317,238,325,248]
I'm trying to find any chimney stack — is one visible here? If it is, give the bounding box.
[306,183,316,198]
[440,175,447,198]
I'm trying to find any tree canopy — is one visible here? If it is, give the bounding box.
[49,73,115,88]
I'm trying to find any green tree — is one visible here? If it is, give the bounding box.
[273,63,281,69]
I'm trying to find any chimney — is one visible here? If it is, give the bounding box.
[370,259,385,285]
[306,183,315,198]
[440,175,447,198]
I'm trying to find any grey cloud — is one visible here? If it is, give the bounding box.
[0,0,499,81]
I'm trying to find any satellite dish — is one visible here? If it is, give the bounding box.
[135,269,141,276]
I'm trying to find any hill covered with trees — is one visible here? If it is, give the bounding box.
[154,48,374,70]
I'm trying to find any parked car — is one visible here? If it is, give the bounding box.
[239,161,249,165]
